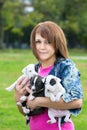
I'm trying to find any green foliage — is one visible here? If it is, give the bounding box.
[2,0,43,32]
[0,0,87,48]
[0,49,87,130]
[3,1,24,30]
[22,11,44,27]
[30,0,87,48]
[31,0,65,23]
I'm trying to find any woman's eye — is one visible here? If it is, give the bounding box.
[35,40,51,44]
[35,40,41,44]
[45,41,50,44]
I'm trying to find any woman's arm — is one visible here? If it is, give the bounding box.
[39,97,83,109]
[14,76,30,116]
[14,93,25,116]
[26,96,83,110]
[16,104,25,116]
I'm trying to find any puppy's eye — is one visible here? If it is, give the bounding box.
[50,79,56,85]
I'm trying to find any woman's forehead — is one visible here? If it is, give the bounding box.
[35,33,44,39]
[35,27,52,41]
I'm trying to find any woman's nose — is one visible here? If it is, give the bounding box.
[40,42,46,49]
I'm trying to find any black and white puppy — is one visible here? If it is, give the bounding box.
[30,75,45,99]
[45,75,71,130]
[6,64,45,124]
[21,74,71,128]
[6,64,37,106]
[22,75,45,124]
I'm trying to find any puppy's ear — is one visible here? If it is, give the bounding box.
[22,64,35,73]
[22,67,26,74]
[42,77,46,83]
[56,77,61,82]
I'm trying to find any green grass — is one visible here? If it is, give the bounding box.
[0,49,87,130]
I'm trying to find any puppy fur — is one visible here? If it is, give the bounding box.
[45,75,71,130]
[23,75,45,124]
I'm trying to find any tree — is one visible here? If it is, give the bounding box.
[0,0,22,48]
[0,0,4,48]
[0,0,43,48]
[1,0,87,48]
[30,0,87,48]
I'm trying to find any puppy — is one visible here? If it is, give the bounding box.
[22,75,45,124]
[6,64,45,124]
[45,75,71,130]
[6,64,37,92]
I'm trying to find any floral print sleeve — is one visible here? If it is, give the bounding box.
[59,59,83,102]
[58,59,83,115]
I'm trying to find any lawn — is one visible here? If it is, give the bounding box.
[0,49,87,130]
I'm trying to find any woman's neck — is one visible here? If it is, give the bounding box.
[40,57,56,68]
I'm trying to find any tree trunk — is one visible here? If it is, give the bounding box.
[0,1,4,49]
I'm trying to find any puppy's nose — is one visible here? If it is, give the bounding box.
[32,89,35,91]
[32,87,35,92]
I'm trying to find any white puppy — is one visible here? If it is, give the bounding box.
[6,64,38,124]
[45,75,71,130]
[6,64,37,91]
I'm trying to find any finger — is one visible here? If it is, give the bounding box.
[17,75,25,85]
[26,86,32,93]
[21,81,30,93]
[21,77,30,87]
[23,89,27,95]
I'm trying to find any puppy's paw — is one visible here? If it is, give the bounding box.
[29,95,35,100]
[47,119,56,124]
[16,102,22,106]
[23,108,30,114]
[20,96,27,101]
[64,117,71,122]
[50,97,56,102]
[47,120,52,124]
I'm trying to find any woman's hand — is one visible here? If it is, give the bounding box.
[26,96,39,110]
[26,96,49,110]
[14,76,30,103]
[25,86,36,110]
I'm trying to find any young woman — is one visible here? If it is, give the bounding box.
[14,21,83,130]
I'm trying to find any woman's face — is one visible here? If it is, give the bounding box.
[35,33,56,67]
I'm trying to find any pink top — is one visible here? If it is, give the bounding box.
[29,65,74,130]
[38,65,53,77]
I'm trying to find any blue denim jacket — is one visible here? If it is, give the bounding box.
[35,57,83,116]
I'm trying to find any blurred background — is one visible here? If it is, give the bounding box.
[0,0,87,49]
[0,1,87,130]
